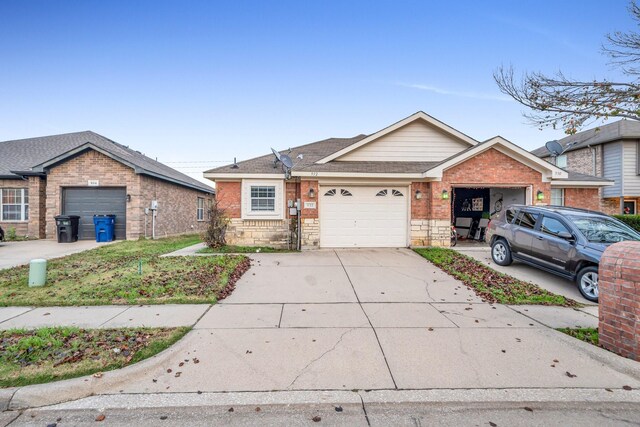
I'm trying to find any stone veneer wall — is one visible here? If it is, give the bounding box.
[301,218,320,248]
[410,219,451,247]
[225,218,292,248]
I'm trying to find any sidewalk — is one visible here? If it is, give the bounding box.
[0,304,210,330]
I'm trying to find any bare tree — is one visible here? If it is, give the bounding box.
[494,1,640,135]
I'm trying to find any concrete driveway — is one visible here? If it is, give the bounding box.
[453,245,594,306]
[0,239,108,270]
[55,248,635,398]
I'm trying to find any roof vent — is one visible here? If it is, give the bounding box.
[231,157,239,169]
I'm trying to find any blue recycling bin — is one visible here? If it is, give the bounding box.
[93,215,116,242]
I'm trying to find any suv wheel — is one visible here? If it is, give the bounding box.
[491,239,512,266]
[577,266,599,302]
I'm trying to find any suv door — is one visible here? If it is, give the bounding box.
[510,210,540,259]
[529,215,576,275]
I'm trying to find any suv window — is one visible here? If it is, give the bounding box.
[505,209,517,223]
[515,211,538,229]
[540,216,570,237]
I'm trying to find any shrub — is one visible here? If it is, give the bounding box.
[614,214,640,232]
[6,227,16,241]
[203,200,229,249]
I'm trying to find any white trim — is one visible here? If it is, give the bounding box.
[424,136,568,180]
[316,111,478,164]
[295,171,425,178]
[550,181,614,187]
[241,179,284,220]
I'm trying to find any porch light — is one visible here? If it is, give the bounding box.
[308,187,315,198]
[537,190,544,201]
[126,194,131,203]
[441,189,449,200]
[415,190,422,200]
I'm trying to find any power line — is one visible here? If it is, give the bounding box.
[164,160,232,164]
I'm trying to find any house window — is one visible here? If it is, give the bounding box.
[392,189,403,197]
[197,197,205,221]
[324,189,337,196]
[251,186,276,211]
[376,190,388,197]
[555,155,567,169]
[340,189,352,196]
[551,188,565,206]
[1,188,29,221]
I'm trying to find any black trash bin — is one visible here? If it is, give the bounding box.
[54,215,80,243]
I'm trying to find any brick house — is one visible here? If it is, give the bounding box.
[531,119,640,215]
[0,131,214,240]
[205,112,610,248]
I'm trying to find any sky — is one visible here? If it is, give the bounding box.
[0,0,635,184]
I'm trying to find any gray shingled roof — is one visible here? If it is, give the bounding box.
[207,131,611,183]
[0,131,214,193]
[562,171,614,183]
[531,119,640,157]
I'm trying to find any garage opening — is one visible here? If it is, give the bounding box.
[452,187,526,242]
[62,187,126,240]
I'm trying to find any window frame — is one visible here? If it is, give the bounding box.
[241,179,284,220]
[551,188,565,206]
[539,215,571,238]
[555,154,567,169]
[197,197,205,221]
[1,188,29,222]
[250,186,276,212]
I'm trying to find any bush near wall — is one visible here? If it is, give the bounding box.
[614,214,640,232]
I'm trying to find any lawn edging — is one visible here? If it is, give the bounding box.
[414,247,579,307]
[197,245,297,254]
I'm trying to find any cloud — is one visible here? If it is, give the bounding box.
[397,82,513,102]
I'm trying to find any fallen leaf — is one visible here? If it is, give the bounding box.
[623,385,633,391]
[160,416,168,420]
[43,313,51,316]
[255,407,261,412]
[553,359,559,363]
[175,372,182,378]
[335,406,343,412]
[489,422,497,427]
[93,372,103,378]
[228,407,234,412]
[167,369,172,373]
[524,407,533,412]
[605,388,613,392]
[95,414,106,422]
[312,416,322,422]
[179,362,184,367]
[565,371,577,378]
[501,350,506,353]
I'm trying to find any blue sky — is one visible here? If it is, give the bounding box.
[0,0,634,183]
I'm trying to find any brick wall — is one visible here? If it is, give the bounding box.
[215,181,241,218]
[411,182,430,220]
[28,176,46,238]
[542,146,602,176]
[563,188,600,211]
[599,241,640,361]
[46,149,212,239]
[139,176,213,238]
[0,178,30,237]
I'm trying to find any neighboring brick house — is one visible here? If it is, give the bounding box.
[531,120,640,215]
[205,111,610,248]
[0,131,214,240]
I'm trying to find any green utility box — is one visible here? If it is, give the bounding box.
[28,259,47,287]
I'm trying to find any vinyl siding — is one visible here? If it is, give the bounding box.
[338,120,469,162]
[622,140,640,196]
[603,141,623,198]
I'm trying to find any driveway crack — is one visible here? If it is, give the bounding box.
[286,328,355,390]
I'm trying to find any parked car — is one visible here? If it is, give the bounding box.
[0,225,4,241]
[486,205,640,302]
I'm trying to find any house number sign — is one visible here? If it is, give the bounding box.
[88,180,99,186]
[304,201,317,209]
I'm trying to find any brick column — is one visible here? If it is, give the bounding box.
[599,241,640,361]
[27,176,46,238]
[300,180,319,248]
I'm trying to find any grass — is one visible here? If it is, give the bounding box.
[414,247,578,306]
[198,245,296,254]
[558,328,599,346]
[0,235,250,306]
[0,326,189,387]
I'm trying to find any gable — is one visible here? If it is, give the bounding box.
[337,119,470,162]
[443,148,542,184]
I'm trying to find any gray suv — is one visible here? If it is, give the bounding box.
[486,205,640,302]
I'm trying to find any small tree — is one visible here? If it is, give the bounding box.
[494,1,640,134]
[203,200,229,249]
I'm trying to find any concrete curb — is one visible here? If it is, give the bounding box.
[5,327,199,410]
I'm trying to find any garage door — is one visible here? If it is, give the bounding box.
[320,186,408,247]
[62,187,126,240]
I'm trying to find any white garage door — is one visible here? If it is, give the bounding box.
[320,186,408,247]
